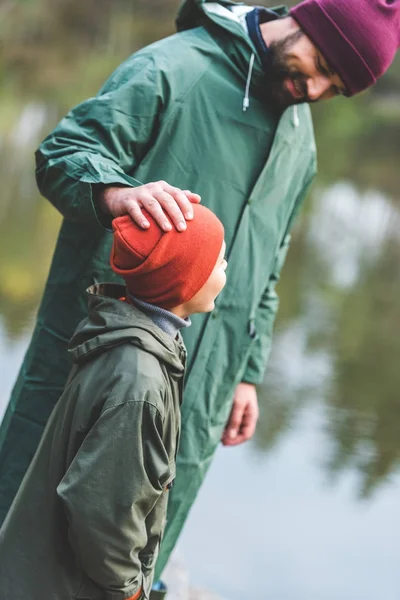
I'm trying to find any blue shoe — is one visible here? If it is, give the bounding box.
[150,580,168,599]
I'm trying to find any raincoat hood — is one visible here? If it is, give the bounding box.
[177,1,289,107]
[69,283,185,375]
[177,0,288,33]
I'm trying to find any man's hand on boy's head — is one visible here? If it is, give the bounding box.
[221,383,259,447]
[98,181,201,233]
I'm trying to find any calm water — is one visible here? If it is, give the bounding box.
[1,2,400,598]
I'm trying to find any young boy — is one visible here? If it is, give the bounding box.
[0,204,226,600]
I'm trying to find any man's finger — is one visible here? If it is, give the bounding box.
[182,190,202,208]
[237,414,257,444]
[157,181,201,219]
[224,402,246,441]
[154,191,187,231]
[222,420,254,446]
[127,201,150,229]
[222,395,259,446]
[240,400,258,439]
[189,192,202,204]
[140,194,173,232]
[182,190,201,201]
[170,189,197,220]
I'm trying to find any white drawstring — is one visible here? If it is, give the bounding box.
[242,52,255,112]
[242,55,300,126]
[293,105,299,127]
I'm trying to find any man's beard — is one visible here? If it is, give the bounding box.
[263,30,311,110]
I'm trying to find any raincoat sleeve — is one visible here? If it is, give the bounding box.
[57,399,171,600]
[35,54,163,229]
[242,166,316,385]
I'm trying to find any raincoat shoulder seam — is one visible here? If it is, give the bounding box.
[157,60,213,132]
[159,57,212,110]
[151,29,217,107]
[101,398,165,421]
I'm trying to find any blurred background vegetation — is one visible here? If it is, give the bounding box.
[1,0,400,499]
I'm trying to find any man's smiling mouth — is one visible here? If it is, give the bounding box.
[285,77,305,100]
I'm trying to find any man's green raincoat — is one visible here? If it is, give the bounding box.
[0,0,316,577]
[0,284,185,599]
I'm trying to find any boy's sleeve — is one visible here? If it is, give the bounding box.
[242,164,316,385]
[35,54,163,229]
[57,399,172,600]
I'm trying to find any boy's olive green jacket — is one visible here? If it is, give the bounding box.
[0,285,185,600]
[0,0,317,576]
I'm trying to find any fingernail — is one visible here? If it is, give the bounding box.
[163,223,172,231]
[177,221,186,232]
[185,211,193,219]
[229,430,237,439]
[142,220,150,228]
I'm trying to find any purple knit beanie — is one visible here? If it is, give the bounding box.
[290,0,400,96]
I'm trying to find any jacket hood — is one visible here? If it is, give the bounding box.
[176,1,289,109]
[68,284,185,375]
[177,1,288,37]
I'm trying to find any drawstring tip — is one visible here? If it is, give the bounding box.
[293,106,299,127]
[242,52,255,113]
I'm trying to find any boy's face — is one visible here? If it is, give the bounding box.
[182,241,227,315]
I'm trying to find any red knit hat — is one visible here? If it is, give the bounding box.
[291,0,400,96]
[110,204,225,309]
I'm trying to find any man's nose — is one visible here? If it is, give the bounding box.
[307,75,331,101]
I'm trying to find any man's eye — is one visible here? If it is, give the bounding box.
[316,55,332,78]
[318,60,329,77]
[333,85,345,96]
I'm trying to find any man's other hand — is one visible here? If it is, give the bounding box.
[221,383,259,446]
[98,181,201,232]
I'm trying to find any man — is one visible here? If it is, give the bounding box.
[0,0,399,588]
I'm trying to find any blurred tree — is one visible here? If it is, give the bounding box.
[327,238,400,496]
[255,203,400,498]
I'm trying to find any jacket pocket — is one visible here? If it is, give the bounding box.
[140,478,172,577]
[158,466,176,491]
